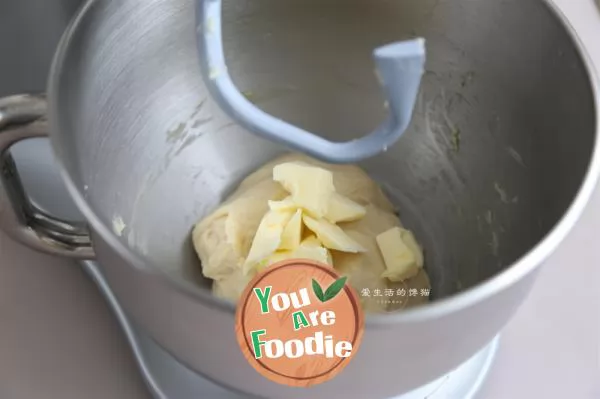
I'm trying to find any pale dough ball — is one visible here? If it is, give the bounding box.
[192,179,287,300]
[192,153,431,312]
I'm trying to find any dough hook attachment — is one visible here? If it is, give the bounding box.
[195,0,426,164]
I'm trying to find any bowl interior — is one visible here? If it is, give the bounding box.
[53,0,596,302]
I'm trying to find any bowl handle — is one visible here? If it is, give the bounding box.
[196,0,426,164]
[0,94,95,259]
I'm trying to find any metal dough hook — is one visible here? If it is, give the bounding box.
[195,0,426,164]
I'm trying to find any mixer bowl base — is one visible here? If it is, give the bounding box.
[81,260,499,399]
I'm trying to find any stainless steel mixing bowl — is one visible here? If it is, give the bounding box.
[0,0,598,397]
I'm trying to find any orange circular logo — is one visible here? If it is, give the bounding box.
[235,259,365,387]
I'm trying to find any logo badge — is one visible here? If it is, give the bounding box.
[235,259,365,387]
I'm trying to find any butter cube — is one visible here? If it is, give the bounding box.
[258,237,333,271]
[294,244,333,266]
[298,236,333,265]
[273,162,335,218]
[257,251,291,271]
[325,193,366,223]
[300,235,322,248]
[279,209,303,250]
[268,196,297,212]
[303,215,366,253]
[243,209,294,274]
[376,227,423,282]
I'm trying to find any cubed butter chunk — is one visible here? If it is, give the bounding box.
[279,209,303,250]
[273,162,335,218]
[300,235,322,248]
[325,193,367,223]
[257,251,290,271]
[303,215,366,253]
[376,227,424,282]
[298,235,333,265]
[268,196,297,212]
[243,209,294,274]
[294,244,332,266]
[258,237,333,272]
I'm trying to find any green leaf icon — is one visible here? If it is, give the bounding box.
[323,276,348,302]
[312,279,325,302]
[312,276,348,303]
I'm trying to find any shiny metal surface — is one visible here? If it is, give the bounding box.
[81,259,249,399]
[0,0,84,222]
[1,0,597,397]
[197,0,427,163]
[0,95,94,258]
[81,259,499,399]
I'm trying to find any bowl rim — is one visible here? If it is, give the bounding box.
[48,0,600,325]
